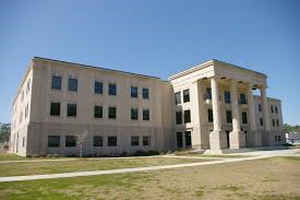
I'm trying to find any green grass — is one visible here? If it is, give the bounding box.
[174,152,249,158]
[0,153,25,161]
[0,157,203,177]
[0,156,300,200]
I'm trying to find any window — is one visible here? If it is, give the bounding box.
[224,91,231,104]
[275,106,278,114]
[176,132,183,148]
[276,119,280,127]
[108,136,117,146]
[65,136,77,147]
[93,136,103,147]
[185,131,192,146]
[175,92,181,105]
[183,89,190,103]
[131,108,138,120]
[109,83,117,96]
[184,110,191,123]
[206,88,212,100]
[25,104,29,119]
[226,110,232,124]
[143,109,150,121]
[50,102,60,116]
[48,136,60,147]
[108,107,117,119]
[208,109,213,122]
[131,86,138,98]
[94,81,103,94]
[142,88,149,99]
[271,105,274,113]
[258,104,262,112]
[94,106,103,118]
[52,76,62,90]
[242,112,248,124]
[260,118,264,126]
[67,104,77,117]
[176,111,182,124]
[68,78,78,92]
[240,93,247,104]
[143,136,151,146]
[272,119,275,127]
[131,136,139,146]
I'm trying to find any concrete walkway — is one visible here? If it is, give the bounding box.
[0,154,290,183]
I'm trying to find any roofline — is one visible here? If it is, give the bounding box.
[168,59,267,81]
[33,57,161,80]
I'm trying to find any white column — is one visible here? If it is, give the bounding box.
[261,86,271,131]
[211,77,222,131]
[229,80,245,149]
[209,77,227,151]
[191,80,202,149]
[247,84,260,146]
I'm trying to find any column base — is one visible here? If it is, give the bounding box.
[209,130,227,150]
[229,131,246,149]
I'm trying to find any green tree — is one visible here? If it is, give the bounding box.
[0,123,11,143]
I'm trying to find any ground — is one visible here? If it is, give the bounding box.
[0,153,299,200]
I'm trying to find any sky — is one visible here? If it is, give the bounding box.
[0,0,299,125]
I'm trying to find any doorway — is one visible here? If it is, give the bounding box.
[225,130,230,148]
[176,132,183,148]
[185,131,192,148]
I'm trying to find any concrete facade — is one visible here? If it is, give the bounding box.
[10,58,285,156]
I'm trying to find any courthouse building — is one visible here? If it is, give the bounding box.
[10,57,285,156]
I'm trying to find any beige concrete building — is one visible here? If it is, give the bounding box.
[10,57,285,156]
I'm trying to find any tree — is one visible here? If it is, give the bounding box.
[0,123,11,143]
[283,123,300,133]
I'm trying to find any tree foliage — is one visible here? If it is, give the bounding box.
[0,123,11,143]
[283,123,300,133]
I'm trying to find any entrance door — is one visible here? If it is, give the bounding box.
[176,132,183,148]
[225,131,230,148]
[185,131,192,148]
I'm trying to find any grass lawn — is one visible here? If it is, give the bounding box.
[174,152,249,158]
[0,153,25,161]
[0,157,203,177]
[0,156,299,200]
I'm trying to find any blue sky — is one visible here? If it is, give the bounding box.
[0,0,299,125]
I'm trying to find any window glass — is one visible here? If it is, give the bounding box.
[184,110,191,123]
[258,104,262,112]
[67,104,77,117]
[108,136,117,146]
[176,111,182,124]
[208,109,213,122]
[109,83,117,96]
[108,107,117,119]
[185,131,192,146]
[131,136,139,146]
[142,88,149,99]
[131,86,138,98]
[242,112,248,124]
[183,89,190,103]
[65,136,77,147]
[143,136,151,146]
[131,108,138,120]
[50,102,60,116]
[94,106,103,118]
[224,91,231,104]
[240,93,247,104]
[226,110,232,123]
[206,88,212,100]
[260,118,264,126]
[143,109,150,120]
[52,76,62,90]
[93,136,103,147]
[175,92,181,105]
[94,81,103,94]
[68,78,78,92]
[48,136,60,147]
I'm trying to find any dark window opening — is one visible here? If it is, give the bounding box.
[94,81,103,94]
[94,106,103,118]
[108,136,117,146]
[183,89,190,103]
[68,78,78,92]
[67,104,77,117]
[226,110,232,124]
[176,111,182,124]
[131,86,138,98]
[184,110,191,123]
[131,108,138,120]
[109,83,117,96]
[224,91,231,104]
[93,136,103,147]
[142,88,149,99]
[185,131,192,146]
[175,92,181,105]
[108,107,117,119]
[52,76,62,90]
[240,93,247,104]
[50,102,60,116]
[242,112,248,124]
[48,136,60,147]
[143,109,150,120]
[208,109,213,122]
[65,136,77,147]
[143,136,151,146]
[131,136,139,146]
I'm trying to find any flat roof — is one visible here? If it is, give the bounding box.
[33,57,161,80]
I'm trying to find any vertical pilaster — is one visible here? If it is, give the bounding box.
[191,80,201,149]
[261,86,271,145]
[248,85,261,146]
[229,80,245,149]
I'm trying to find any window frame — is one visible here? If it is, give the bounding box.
[65,136,77,147]
[142,88,149,99]
[184,110,191,123]
[48,136,60,148]
[107,136,117,147]
[143,109,150,121]
[108,107,117,119]
[183,89,190,103]
[242,112,248,124]
[108,83,117,96]
[226,110,232,124]
[94,105,103,119]
[131,108,138,120]
[143,136,151,146]
[94,81,103,94]
[51,76,62,90]
[67,103,77,117]
[131,86,138,98]
[93,136,103,147]
[50,102,61,116]
[176,111,182,124]
[68,78,78,92]
[175,92,181,105]
[131,136,139,146]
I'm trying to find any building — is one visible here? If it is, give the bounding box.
[9,57,285,156]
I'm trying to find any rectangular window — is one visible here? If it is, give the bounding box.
[175,92,181,105]
[275,106,278,114]
[176,111,182,124]
[65,136,77,147]
[183,89,190,103]
[108,107,117,119]
[260,118,264,126]
[142,88,149,99]
[48,136,60,147]
[242,112,248,124]
[94,81,103,94]
[25,104,29,119]
[272,119,275,127]
[185,131,192,146]
[143,136,151,146]
[67,104,77,117]
[176,132,183,148]
[52,76,62,90]
[68,78,78,92]
[224,91,231,104]
[94,105,103,118]
[131,86,138,98]
[108,136,117,146]
[50,102,60,116]
[226,110,232,124]
[184,110,191,123]
[276,119,280,127]
[258,104,262,112]
[131,108,138,120]
[131,136,139,146]
[208,109,213,122]
[109,83,117,96]
[240,93,247,104]
[271,105,274,113]
[143,109,150,121]
[93,136,103,147]
[206,88,212,100]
